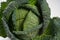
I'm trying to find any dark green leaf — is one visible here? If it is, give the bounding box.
[52,17,60,40]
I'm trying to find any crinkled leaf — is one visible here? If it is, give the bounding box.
[52,17,60,40]
[37,0,51,32]
[0,7,7,37]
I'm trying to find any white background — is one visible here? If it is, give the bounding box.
[47,0,60,18]
[0,0,60,40]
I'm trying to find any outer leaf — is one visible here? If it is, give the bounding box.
[0,0,14,37]
[43,19,56,36]
[52,17,60,40]
[37,0,51,33]
[0,6,7,37]
[1,2,8,11]
[0,0,18,38]
[0,19,7,37]
[1,17,19,40]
